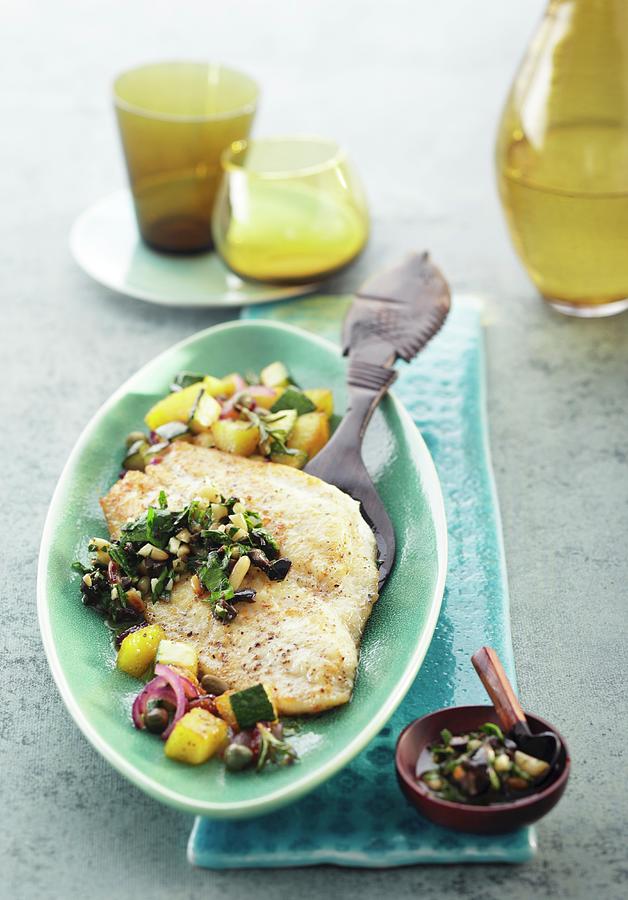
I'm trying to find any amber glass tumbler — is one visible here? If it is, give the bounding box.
[113,62,259,253]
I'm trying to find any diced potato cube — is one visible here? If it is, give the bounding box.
[252,389,279,410]
[156,639,199,676]
[164,709,228,764]
[145,384,220,432]
[287,411,330,460]
[191,432,215,449]
[260,361,290,389]
[211,419,260,456]
[304,388,334,418]
[220,373,245,397]
[117,624,166,678]
[202,375,227,397]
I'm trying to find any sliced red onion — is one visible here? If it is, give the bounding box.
[178,673,201,700]
[189,695,218,715]
[131,675,168,730]
[154,664,188,738]
[247,385,275,398]
[231,374,247,393]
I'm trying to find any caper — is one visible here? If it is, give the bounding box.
[224,743,254,772]
[123,440,149,471]
[201,674,229,696]
[144,707,169,735]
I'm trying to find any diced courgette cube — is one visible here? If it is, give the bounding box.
[260,361,290,389]
[215,683,277,730]
[156,639,198,676]
[270,449,308,469]
[189,392,221,433]
[164,709,228,764]
[267,408,297,436]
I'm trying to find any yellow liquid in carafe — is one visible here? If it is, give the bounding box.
[498,124,628,305]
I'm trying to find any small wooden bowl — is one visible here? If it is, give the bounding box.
[395,705,570,834]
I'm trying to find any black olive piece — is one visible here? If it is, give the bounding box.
[252,531,279,560]
[268,558,291,581]
[213,599,238,623]
[115,621,148,648]
[232,589,256,604]
[248,548,271,574]
[459,760,490,797]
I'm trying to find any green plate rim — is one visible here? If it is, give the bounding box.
[37,319,447,817]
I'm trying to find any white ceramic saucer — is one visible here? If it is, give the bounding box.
[69,189,317,308]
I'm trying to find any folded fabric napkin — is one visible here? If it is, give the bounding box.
[189,295,535,868]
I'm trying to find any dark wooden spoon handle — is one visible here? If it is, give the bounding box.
[471,646,527,734]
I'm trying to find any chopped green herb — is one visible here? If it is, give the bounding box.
[480,722,505,741]
[256,723,298,771]
[151,567,171,602]
[75,490,289,626]
[186,386,205,425]
[170,371,205,392]
[270,387,316,416]
[440,728,453,746]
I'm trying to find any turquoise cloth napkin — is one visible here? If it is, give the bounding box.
[189,295,535,868]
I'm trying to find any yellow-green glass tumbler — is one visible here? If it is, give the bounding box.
[496,0,628,317]
[114,62,259,253]
[212,137,369,284]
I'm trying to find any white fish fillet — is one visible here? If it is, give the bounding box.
[100,442,379,715]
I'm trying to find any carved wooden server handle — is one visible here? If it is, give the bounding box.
[471,646,527,734]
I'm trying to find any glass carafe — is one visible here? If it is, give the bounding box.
[496,0,628,317]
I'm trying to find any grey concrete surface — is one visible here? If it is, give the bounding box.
[2,1,627,898]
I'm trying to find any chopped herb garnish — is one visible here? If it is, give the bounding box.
[74,489,289,625]
[270,387,316,416]
[170,371,205,392]
[256,723,298,771]
[480,722,505,741]
[186,386,205,425]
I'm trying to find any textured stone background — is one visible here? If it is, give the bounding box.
[2,1,627,898]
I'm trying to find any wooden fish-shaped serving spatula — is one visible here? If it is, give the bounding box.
[305,252,451,588]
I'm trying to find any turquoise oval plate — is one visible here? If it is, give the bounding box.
[37,320,447,819]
